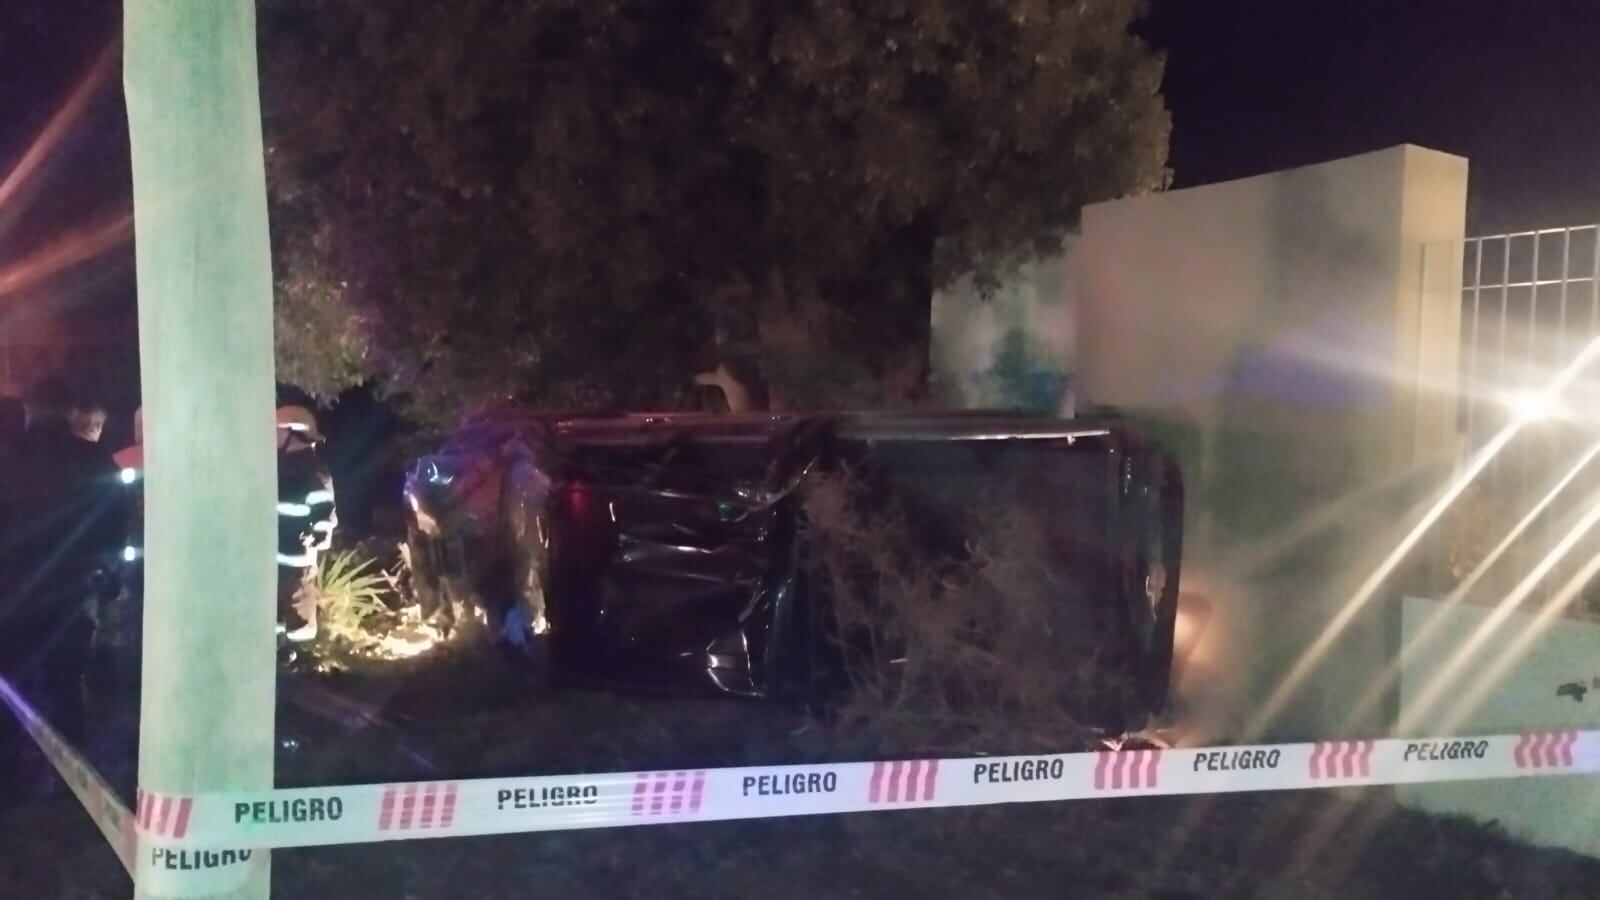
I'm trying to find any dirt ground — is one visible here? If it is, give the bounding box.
[3,647,1599,899]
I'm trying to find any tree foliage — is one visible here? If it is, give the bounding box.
[260,0,1168,422]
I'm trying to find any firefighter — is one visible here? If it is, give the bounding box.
[276,405,336,642]
[112,406,143,473]
[113,405,339,645]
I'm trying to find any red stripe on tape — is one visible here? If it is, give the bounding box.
[378,786,397,831]
[868,760,938,803]
[1308,740,1373,780]
[172,797,193,840]
[631,774,648,814]
[651,772,667,814]
[670,771,687,813]
[630,771,701,816]
[1143,749,1162,788]
[420,783,438,828]
[1516,731,1579,769]
[1093,752,1111,789]
[379,782,461,831]
[1524,732,1545,769]
[399,783,419,829]
[440,783,459,827]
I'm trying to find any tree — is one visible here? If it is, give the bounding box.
[259,0,1168,422]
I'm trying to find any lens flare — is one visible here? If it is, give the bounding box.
[0,212,133,301]
[1433,545,1600,736]
[1338,437,1600,733]
[1507,388,1558,423]
[1399,484,1600,734]
[1243,425,1518,738]
[1245,331,1600,738]
[0,41,119,230]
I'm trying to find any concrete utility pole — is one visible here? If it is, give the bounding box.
[125,2,278,897]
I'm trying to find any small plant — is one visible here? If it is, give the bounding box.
[307,550,393,649]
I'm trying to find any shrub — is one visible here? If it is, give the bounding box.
[800,467,1113,756]
[307,550,393,649]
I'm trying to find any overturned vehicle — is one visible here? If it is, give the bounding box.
[403,410,1183,732]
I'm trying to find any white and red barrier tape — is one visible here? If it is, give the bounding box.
[130,729,1598,851]
[5,674,1599,888]
[0,677,265,897]
[0,676,136,876]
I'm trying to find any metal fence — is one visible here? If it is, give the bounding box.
[1461,225,1600,442]
[1453,224,1600,610]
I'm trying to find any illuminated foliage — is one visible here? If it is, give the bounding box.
[260,0,1168,421]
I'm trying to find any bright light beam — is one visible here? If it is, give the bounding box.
[1242,425,1517,737]
[0,212,132,300]
[1398,486,1600,734]
[0,41,119,225]
[1245,332,1600,739]
[1227,457,1438,577]
[1434,542,1600,737]
[1337,436,1600,734]
[1507,388,1559,423]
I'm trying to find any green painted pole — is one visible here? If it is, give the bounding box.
[124,2,277,897]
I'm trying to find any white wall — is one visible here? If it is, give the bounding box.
[1075,146,1468,740]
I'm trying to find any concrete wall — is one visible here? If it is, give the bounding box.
[1397,596,1600,857]
[1076,146,1468,741]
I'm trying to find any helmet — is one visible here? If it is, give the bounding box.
[275,405,324,444]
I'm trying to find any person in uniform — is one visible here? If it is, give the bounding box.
[276,405,336,642]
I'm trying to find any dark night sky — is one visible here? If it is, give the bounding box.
[1144,0,1600,233]
[3,0,1600,331]
[0,1,129,330]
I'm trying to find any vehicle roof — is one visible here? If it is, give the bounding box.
[451,407,1129,446]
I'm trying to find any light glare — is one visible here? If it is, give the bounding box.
[1508,389,1557,422]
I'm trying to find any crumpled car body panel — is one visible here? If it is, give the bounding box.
[403,411,1184,723]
